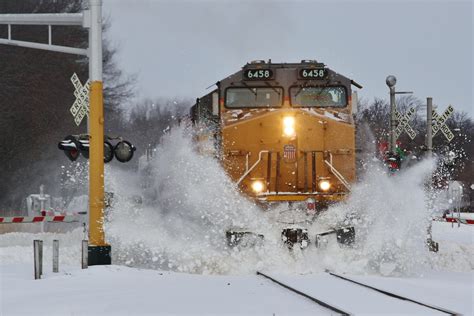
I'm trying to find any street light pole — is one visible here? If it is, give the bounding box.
[386,75,397,153]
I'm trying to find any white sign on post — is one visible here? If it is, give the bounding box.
[394,107,417,140]
[70,73,90,126]
[432,105,455,142]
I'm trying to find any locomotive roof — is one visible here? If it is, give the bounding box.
[244,60,326,68]
[214,60,362,89]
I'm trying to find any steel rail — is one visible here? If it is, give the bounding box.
[256,271,350,315]
[328,272,461,316]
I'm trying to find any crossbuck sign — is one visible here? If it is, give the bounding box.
[432,105,455,142]
[394,107,417,140]
[70,73,90,126]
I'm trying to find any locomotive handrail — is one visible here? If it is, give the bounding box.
[324,153,351,191]
[237,150,269,185]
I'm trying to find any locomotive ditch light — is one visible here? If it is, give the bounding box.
[114,140,136,163]
[318,179,331,191]
[58,135,80,162]
[251,179,265,193]
[283,116,296,137]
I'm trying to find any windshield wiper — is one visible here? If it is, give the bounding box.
[294,83,309,97]
[241,81,257,97]
[264,81,281,96]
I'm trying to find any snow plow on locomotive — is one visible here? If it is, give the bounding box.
[190,60,363,249]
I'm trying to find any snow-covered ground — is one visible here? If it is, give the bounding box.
[1,262,472,315]
[1,127,473,315]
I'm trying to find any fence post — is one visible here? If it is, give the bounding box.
[34,240,42,279]
[82,240,88,269]
[52,239,59,273]
[39,240,43,276]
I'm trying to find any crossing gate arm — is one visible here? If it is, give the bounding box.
[0,215,81,224]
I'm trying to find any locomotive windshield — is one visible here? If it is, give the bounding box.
[290,86,347,107]
[225,87,283,108]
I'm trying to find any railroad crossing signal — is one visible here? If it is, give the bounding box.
[394,107,417,140]
[70,73,90,126]
[432,105,455,142]
[58,135,136,163]
[0,0,111,266]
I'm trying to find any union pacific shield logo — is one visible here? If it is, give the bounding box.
[283,144,296,161]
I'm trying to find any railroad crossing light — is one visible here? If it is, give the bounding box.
[114,140,136,163]
[385,152,401,173]
[104,141,114,163]
[78,139,90,159]
[59,135,135,163]
[80,139,117,163]
[58,135,80,161]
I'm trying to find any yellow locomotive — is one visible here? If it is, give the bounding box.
[191,60,362,247]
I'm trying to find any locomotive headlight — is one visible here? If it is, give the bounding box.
[251,180,265,193]
[319,180,331,191]
[283,116,296,137]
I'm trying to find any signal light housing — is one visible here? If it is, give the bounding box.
[104,141,114,163]
[385,152,401,173]
[58,135,136,163]
[58,135,80,161]
[114,140,136,163]
[78,138,90,159]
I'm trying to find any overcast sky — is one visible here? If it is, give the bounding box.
[103,0,473,116]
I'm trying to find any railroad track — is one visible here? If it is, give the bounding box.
[256,270,462,316]
[256,271,350,315]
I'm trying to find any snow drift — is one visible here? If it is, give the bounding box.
[1,126,472,276]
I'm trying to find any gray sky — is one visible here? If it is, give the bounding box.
[104,0,473,116]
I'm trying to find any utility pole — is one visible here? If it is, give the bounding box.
[426,97,433,157]
[0,0,110,265]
